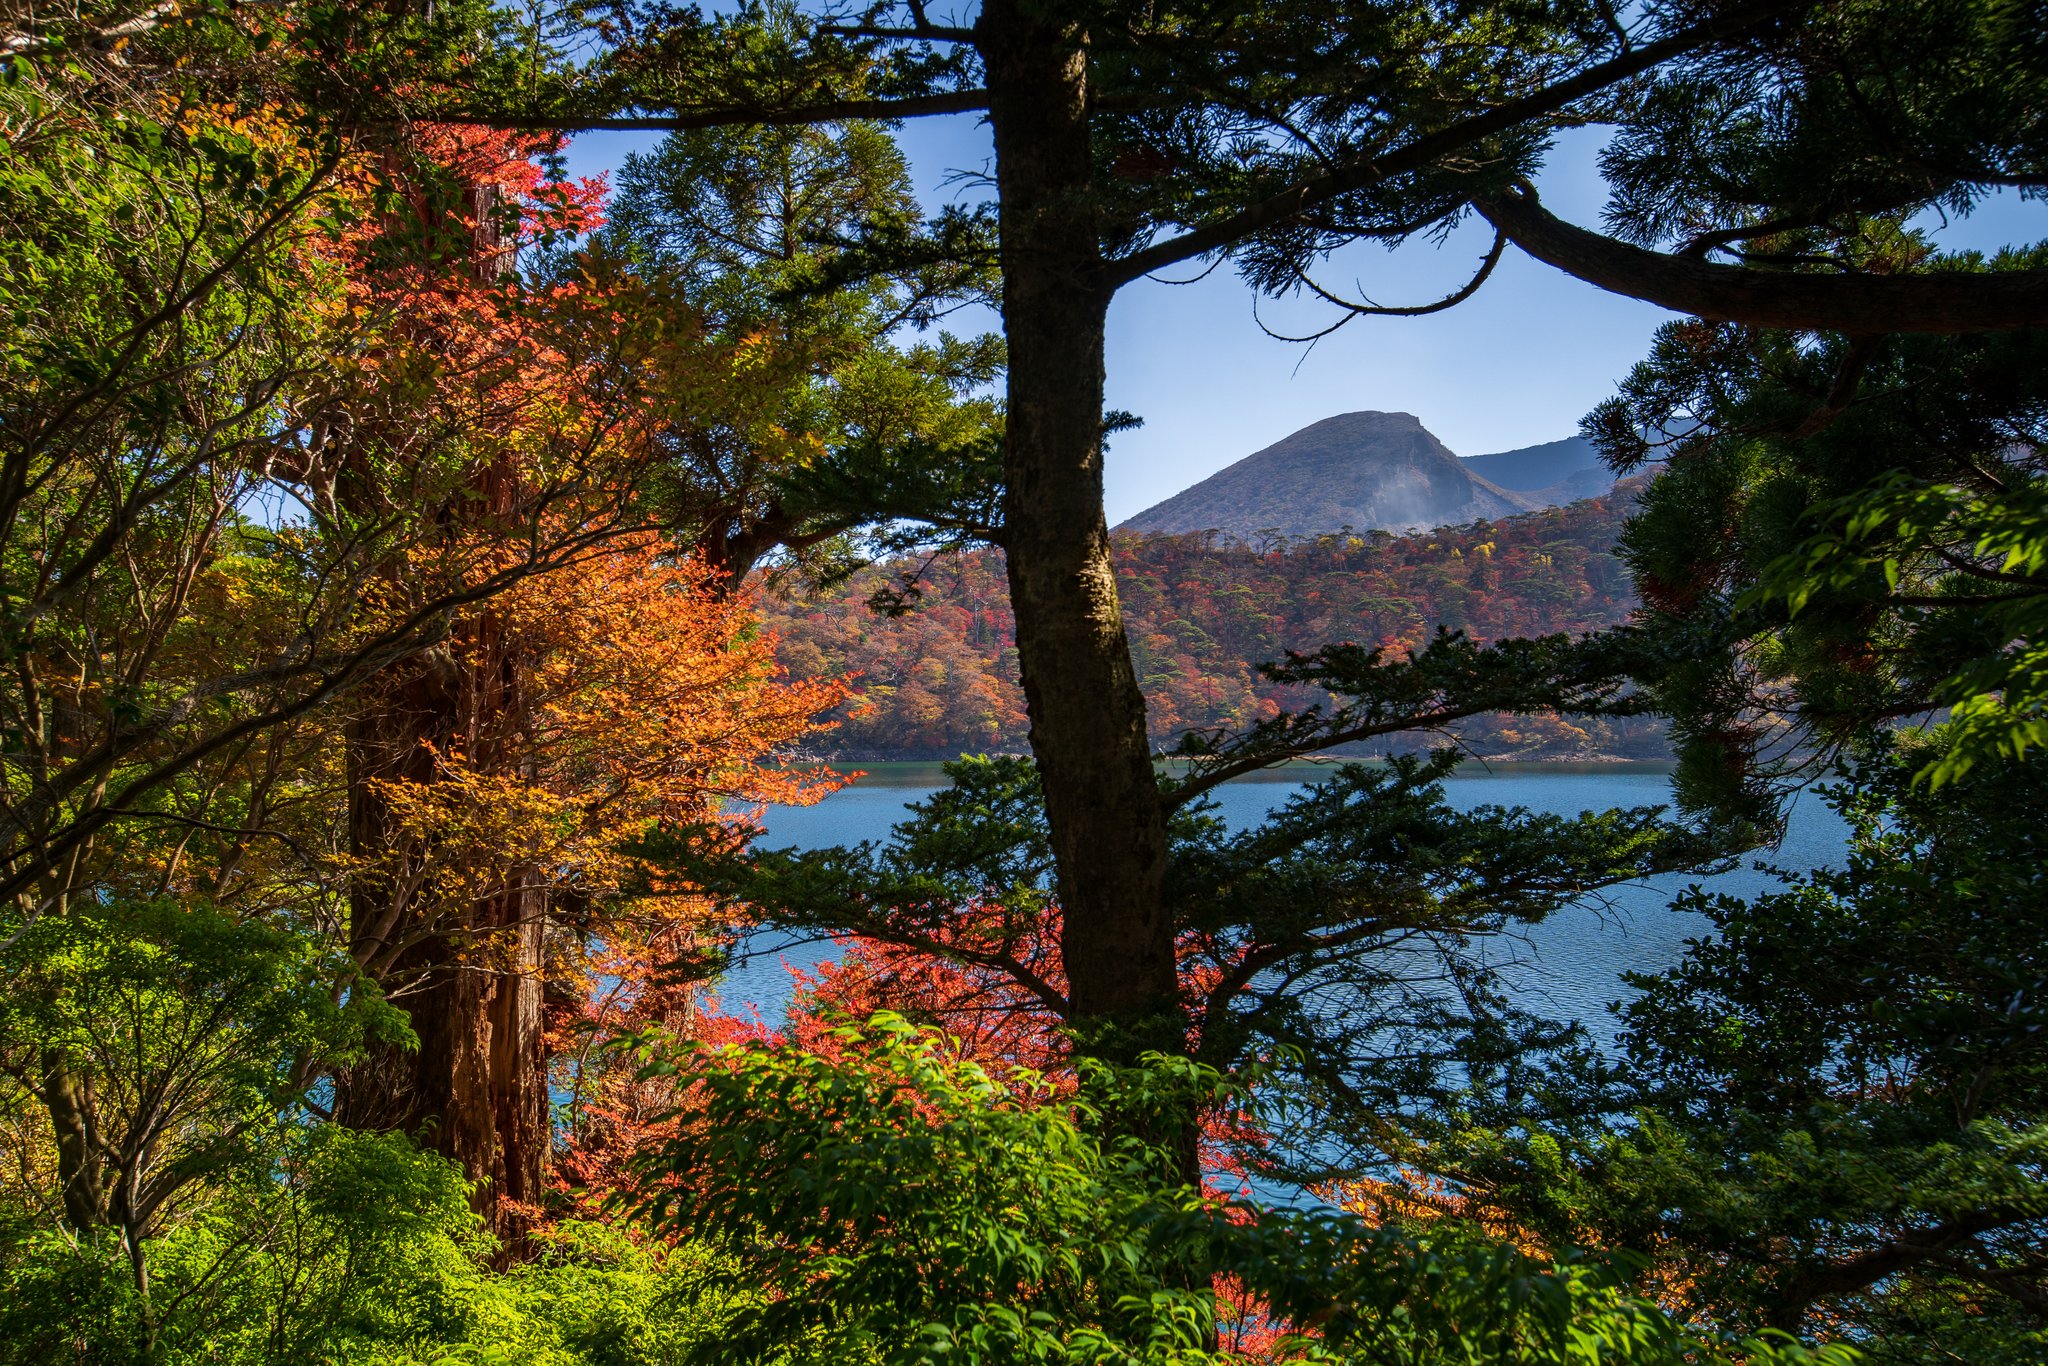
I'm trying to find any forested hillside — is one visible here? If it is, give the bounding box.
[765,492,1667,759]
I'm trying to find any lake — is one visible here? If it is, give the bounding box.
[716,761,1851,1045]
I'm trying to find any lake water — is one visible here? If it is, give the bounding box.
[716,762,1851,1044]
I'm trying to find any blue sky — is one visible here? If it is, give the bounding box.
[562,118,2040,526]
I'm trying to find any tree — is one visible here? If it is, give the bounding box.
[1575,300,2048,820]
[325,115,676,1244]
[323,139,860,1235]
[0,900,403,1346]
[1413,736,2048,1358]
[1380,63,2048,1340]
[0,1,851,1245]
[411,0,1809,1063]
[520,2,2048,1051]
[597,49,1004,591]
[1496,1,2048,808]
[0,13,680,1238]
[343,532,846,1229]
[0,24,355,931]
[0,0,657,927]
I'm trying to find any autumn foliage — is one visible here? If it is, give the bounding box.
[507,543,850,1202]
[761,493,1666,760]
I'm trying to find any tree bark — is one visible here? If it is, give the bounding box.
[980,5,1179,1054]
[1476,182,2048,334]
[337,628,548,1256]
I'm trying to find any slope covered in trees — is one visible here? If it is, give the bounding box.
[763,491,1664,759]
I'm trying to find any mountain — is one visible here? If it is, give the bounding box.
[1116,411,1536,539]
[1460,434,1613,506]
[1116,413,1614,539]
[1461,434,1601,491]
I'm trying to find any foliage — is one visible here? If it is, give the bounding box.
[1415,736,2048,1355]
[0,0,913,1290]
[0,0,855,1264]
[597,66,1004,588]
[1813,469,2048,785]
[0,899,402,1246]
[622,1012,1217,1363]
[1575,0,2048,804]
[2,5,2033,1363]
[0,10,702,933]
[1591,0,2048,255]
[760,494,1663,760]
[1591,300,2048,818]
[507,0,1715,292]
[350,533,847,985]
[1541,30,2048,1351]
[0,36,353,917]
[0,1127,755,1365]
[624,1012,1855,1365]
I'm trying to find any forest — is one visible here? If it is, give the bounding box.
[763,495,1668,758]
[0,1,2043,1363]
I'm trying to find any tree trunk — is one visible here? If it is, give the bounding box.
[484,872,548,1227]
[337,636,548,1255]
[334,175,549,1255]
[980,6,1179,1055]
[41,1047,105,1229]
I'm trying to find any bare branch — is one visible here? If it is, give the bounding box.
[817,23,978,42]
[433,89,990,134]
[1262,230,1509,343]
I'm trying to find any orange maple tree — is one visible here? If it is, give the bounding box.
[311,115,865,1241]
[356,530,852,1219]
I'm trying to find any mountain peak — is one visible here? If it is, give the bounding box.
[1307,409,1425,428]
[1277,410,1431,443]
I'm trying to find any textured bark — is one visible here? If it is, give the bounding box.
[980,5,1179,1052]
[337,630,549,1254]
[1477,183,2048,334]
[41,1048,106,1229]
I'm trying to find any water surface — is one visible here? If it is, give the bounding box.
[718,762,1850,1044]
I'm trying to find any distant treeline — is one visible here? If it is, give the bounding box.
[761,493,1668,761]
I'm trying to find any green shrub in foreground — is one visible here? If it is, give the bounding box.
[622,1013,1861,1365]
[0,1128,753,1365]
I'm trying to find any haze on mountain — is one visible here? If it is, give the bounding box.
[1115,411,1611,539]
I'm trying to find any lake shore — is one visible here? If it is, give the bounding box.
[793,755,1680,788]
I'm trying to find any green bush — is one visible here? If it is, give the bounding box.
[622,1012,1860,1365]
[0,1128,753,1365]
